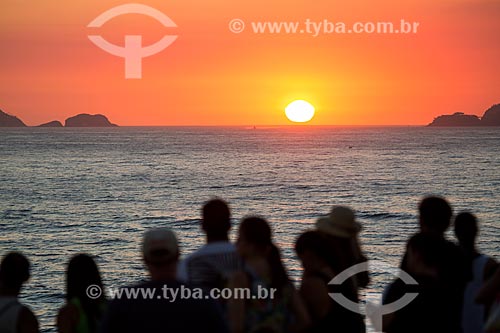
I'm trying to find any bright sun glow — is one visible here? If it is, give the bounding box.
[285,100,315,123]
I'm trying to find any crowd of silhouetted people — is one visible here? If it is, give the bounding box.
[1,196,499,333]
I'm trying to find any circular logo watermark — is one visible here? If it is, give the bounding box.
[87,4,178,79]
[328,259,418,332]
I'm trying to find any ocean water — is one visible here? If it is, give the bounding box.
[0,126,499,332]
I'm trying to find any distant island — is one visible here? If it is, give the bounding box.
[0,110,118,127]
[65,114,117,127]
[428,104,500,126]
[0,109,27,127]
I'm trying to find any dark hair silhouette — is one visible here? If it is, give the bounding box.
[296,231,361,302]
[239,217,289,293]
[202,198,231,239]
[419,196,453,234]
[295,230,344,273]
[0,252,30,293]
[66,254,105,331]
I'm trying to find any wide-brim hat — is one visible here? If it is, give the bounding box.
[316,206,362,238]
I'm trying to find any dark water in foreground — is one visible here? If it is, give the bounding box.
[1,126,499,332]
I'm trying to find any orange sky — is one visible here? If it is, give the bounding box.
[1,0,499,126]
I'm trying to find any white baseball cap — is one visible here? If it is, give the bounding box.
[142,228,179,264]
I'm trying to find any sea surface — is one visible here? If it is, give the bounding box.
[1,126,499,332]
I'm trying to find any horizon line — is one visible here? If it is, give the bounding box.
[5,124,431,128]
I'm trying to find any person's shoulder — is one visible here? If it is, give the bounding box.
[180,245,210,263]
[190,242,236,258]
[18,305,39,333]
[484,256,499,280]
[181,243,236,269]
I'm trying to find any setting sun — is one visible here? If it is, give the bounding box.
[285,100,315,123]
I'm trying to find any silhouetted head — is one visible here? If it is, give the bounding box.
[0,252,30,295]
[66,254,104,302]
[237,217,289,292]
[295,230,340,273]
[142,228,179,280]
[237,216,272,258]
[418,196,453,235]
[202,198,231,241]
[454,212,478,250]
[66,254,105,330]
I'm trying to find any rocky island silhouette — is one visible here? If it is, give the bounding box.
[0,110,118,127]
[0,109,27,127]
[428,104,500,126]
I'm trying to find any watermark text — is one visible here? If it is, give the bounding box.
[229,19,420,36]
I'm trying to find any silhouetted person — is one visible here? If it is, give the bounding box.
[100,227,228,333]
[385,196,470,333]
[177,198,240,290]
[57,254,107,333]
[476,266,500,330]
[384,233,454,333]
[0,252,39,333]
[316,206,370,290]
[454,212,498,333]
[295,230,365,333]
[228,217,310,333]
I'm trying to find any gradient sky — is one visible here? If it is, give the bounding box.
[1,0,499,126]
